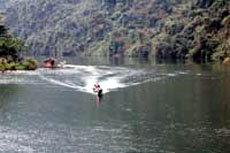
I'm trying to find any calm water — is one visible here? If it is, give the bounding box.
[0,57,230,153]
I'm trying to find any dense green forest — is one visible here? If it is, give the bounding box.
[2,0,230,62]
[0,14,38,70]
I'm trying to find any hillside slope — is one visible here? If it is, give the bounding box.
[2,0,230,61]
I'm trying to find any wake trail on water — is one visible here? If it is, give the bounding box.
[0,64,186,94]
[37,64,183,95]
[38,65,130,94]
[38,75,82,90]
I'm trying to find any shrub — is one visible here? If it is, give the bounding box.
[0,58,38,71]
[21,58,38,70]
[15,63,26,70]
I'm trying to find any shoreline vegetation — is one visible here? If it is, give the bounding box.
[0,14,38,71]
[0,57,38,72]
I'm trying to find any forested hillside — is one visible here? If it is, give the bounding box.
[2,0,230,62]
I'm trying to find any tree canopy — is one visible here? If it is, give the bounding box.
[0,14,27,60]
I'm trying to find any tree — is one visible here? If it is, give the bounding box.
[0,15,27,61]
[0,37,27,60]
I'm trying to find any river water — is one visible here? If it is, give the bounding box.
[0,57,230,153]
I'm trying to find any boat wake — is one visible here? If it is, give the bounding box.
[0,64,186,95]
[38,65,134,94]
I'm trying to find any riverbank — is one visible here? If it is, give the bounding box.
[0,57,38,71]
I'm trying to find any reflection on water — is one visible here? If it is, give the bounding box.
[0,57,230,152]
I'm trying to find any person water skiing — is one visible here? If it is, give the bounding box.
[93,81,103,106]
[93,82,100,92]
[93,82,103,98]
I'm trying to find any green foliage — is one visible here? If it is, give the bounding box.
[89,39,111,56]
[20,58,38,70]
[0,15,32,70]
[164,19,185,35]
[0,14,8,37]
[3,0,230,62]
[0,58,38,71]
[0,37,26,60]
[1,14,27,60]
[0,25,8,37]
[4,0,186,58]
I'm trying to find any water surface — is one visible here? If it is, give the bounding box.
[0,57,230,152]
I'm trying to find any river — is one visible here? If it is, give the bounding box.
[0,57,230,152]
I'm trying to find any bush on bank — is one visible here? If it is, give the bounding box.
[0,58,38,71]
